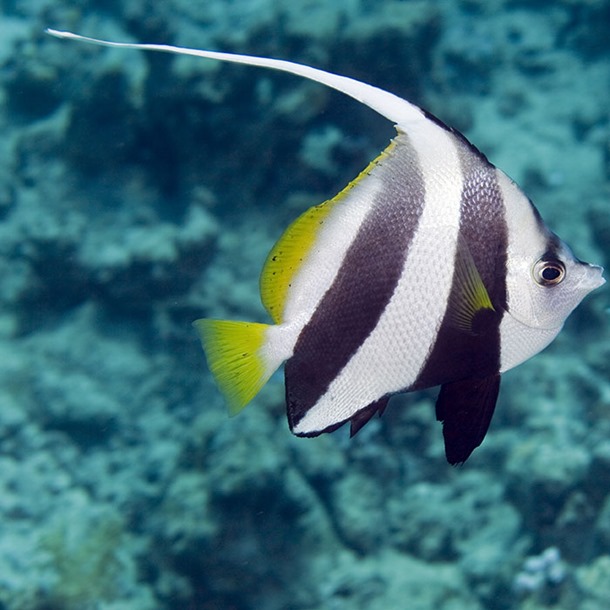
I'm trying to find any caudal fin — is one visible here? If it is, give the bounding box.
[193,319,276,415]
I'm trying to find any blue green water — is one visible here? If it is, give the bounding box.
[0,1,608,608]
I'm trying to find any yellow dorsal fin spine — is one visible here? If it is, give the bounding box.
[260,138,398,323]
[193,319,273,415]
[260,200,338,323]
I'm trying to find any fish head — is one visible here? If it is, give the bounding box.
[505,238,604,331]
[501,230,604,375]
[496,170,605,336]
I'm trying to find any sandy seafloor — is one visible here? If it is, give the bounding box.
[0,0,609,608]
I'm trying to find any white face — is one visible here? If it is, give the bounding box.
[496,170,605,372]
[505,239,605,330]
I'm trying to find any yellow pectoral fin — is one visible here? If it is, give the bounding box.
[193,319,272,415]
[450,239,495,333]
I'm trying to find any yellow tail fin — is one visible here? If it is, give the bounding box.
[193,319,273,415]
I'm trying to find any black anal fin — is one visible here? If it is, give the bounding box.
[350,397,389,437]
[435,374,501,465]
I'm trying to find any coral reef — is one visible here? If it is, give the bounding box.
[0,0,607,608]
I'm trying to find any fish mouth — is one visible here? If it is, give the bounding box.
[578,263,605,291]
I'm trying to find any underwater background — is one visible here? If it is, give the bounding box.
[0,0,609,608]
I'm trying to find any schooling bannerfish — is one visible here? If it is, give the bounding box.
[47,29,605,464]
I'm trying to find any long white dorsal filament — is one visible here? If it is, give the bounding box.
[45,29,426,129]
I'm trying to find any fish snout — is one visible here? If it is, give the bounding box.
[580,263,605,291]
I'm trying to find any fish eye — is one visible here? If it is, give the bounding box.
[533,258,566,286]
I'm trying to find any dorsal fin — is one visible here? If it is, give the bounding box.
[260,198,339,324]
[260,138,398,323]
[45,29,430,131]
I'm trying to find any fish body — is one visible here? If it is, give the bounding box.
[47,30,605,463]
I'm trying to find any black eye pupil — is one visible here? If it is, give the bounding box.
[542,266,561,281]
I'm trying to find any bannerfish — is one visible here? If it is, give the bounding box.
[47,29,605,463]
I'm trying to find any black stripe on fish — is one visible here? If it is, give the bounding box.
[413,138,508,462]
[285,134,426,432]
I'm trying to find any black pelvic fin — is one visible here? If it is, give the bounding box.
[349,396,389,437]
[435,374,501,465]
